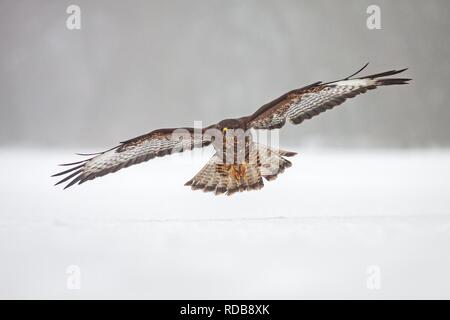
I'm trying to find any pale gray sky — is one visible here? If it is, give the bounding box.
[1,0,449,148]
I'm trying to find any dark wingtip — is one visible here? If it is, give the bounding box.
[51,164,84,177]
[360,67,409,80]
[58,159,88,166]
[345,62,370,80]
[54,169,83,186]
[63,182,75,190]
[63,177,82,189]
[377,78,412,86]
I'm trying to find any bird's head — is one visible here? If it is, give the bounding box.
[217,119,241,134]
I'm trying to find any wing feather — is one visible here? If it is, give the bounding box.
[247,65,411,130]
[53,127,212,189]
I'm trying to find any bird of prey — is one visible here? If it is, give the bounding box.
[53,64,410,195]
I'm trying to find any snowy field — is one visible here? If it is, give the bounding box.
[1,147,450,299]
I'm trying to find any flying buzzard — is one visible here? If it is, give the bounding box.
[53,64,410,195]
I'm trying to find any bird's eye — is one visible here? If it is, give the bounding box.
[223,127,228,133]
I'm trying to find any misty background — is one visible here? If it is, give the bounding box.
[1,0,449,149]
[1,0,450,299]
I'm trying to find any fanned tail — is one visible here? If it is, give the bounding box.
[185,143,297,196]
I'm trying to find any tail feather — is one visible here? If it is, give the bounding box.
[185,144,297,195]
[226,176,239,195]
[257,145,293,181]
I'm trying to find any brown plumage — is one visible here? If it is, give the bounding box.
[53,63,411,195]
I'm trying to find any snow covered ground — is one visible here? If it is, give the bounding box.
[1,147,450,299]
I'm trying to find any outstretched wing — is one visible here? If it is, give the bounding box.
[53,127,212,189]
[246,64,411,130]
